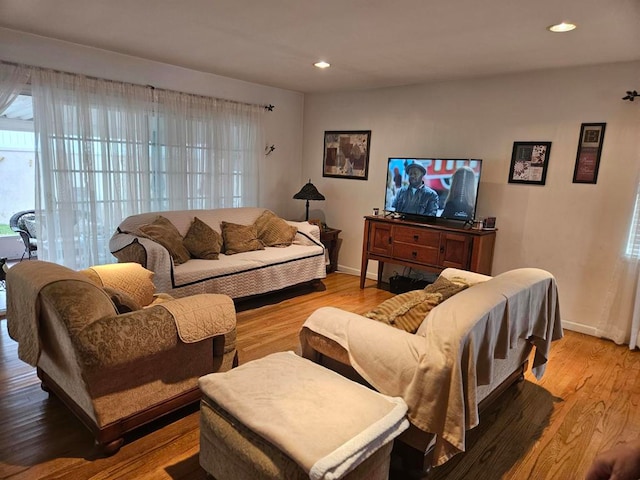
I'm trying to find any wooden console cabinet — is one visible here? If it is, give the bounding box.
[360,215,496,288]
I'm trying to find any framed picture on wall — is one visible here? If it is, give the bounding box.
[322,130,371,180]
[508,141,552,185]
[573,122,606,184]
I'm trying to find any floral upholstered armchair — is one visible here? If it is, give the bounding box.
[6,260,237,454]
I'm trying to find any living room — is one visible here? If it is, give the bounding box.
[2,29,639,339]
[1,1,640,478]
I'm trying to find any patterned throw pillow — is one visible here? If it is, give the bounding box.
[364,275,469,333]
[137,215,191,265]
[254,210,298,247]
[220,221,264,255]
[183,217,223,260]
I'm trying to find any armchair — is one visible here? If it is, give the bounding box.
[10,210,37,260]
[6,260,238,455]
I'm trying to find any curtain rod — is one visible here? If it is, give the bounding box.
[0,59,274,111]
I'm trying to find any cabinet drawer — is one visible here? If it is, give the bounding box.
[393,226,440,247]
[393,242,440,265]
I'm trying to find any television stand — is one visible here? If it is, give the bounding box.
[360,215,496,289]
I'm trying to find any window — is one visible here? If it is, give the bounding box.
[29,68,265,268]
[626,186,640,258]
[0,94,34,246]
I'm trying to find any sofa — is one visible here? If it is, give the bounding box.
[109,207,327,299]
[6,260,238,455]
[300,267,563,471]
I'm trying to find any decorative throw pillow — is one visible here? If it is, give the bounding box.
[183,217,223,260]
[81,262,157,307]
[427,274,471,300]
[220,221,264,255]
[103,286,142,314]
[137,215,191,265]
[254,210,298,247]
[365,275,470,333]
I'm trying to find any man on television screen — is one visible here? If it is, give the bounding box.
[392,163,439,216]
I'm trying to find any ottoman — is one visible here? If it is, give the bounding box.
[198,351,409,480]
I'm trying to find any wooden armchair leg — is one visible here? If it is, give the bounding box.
[96,437,124,456]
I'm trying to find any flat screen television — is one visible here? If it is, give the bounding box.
[384,158,483,223]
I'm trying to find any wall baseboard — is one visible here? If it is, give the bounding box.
[334,265,362,277]
[560,320,598,337]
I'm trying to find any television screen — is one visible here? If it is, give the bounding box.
[384,158,483,222]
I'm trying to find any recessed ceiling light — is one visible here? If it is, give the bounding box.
[314,61,330,69]
[547,22,577,33]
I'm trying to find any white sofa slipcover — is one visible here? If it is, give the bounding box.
[300,267,563,468]
[109,207,326,299]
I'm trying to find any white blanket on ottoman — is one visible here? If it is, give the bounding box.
[198,351,409,480]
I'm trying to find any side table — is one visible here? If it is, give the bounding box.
[320,227,341,273]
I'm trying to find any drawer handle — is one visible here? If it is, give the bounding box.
[413,235,419,241]
[412,251,418,258]
[440,246,445,254]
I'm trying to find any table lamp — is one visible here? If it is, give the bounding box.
[293,179,325,221]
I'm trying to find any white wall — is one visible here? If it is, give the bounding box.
[0,27,305,220]
[303,61,640,333]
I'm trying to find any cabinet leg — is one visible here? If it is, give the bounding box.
[377,262,384,288]
[360,259,368,288]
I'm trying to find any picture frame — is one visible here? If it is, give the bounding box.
[508,141,552,185]
[573,122,606,184]
[322,130,371,180]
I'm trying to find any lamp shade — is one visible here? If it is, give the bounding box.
[293,180,325,201]
[293,179,325,221]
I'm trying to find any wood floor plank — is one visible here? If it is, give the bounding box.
[1,272,639,479]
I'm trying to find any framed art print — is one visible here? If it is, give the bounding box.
[508,141,552,185]
[573,123,606,184]
[322,130,371,180]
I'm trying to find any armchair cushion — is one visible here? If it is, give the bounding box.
[183,217,223,260]
[137,215,192,265]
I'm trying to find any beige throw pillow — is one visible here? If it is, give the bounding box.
[221,221,264,255]
[80,262,156,307]
[365,275,469,333]
[254,210,298,247]
[183,217,223,260]
[137,215,191,265]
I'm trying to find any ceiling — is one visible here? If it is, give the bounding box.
[0,0,639,94]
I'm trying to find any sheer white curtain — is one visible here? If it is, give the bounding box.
[30,67,265,269]
[30,69,155,269]
[0,63,30,114]
[599,174,640,349]
[154,89,264,210]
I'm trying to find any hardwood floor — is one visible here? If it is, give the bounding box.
[1,272,639,479]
